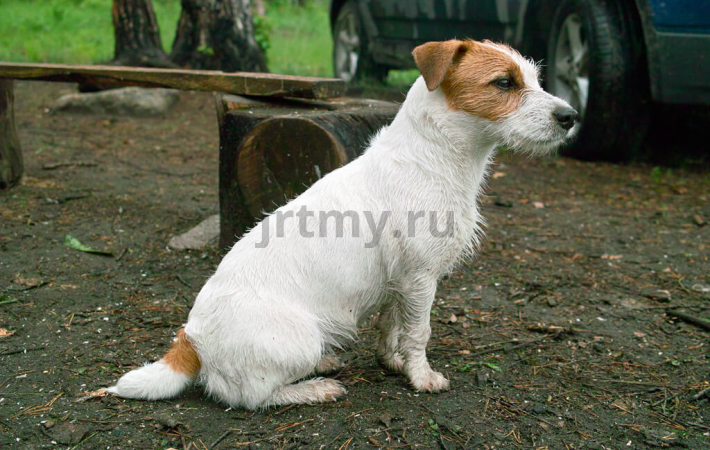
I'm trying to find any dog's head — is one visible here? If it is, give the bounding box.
[413,39,577,154]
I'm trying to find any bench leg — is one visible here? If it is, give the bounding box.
[0,79,23,189]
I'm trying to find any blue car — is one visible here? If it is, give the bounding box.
[330,0,710,160]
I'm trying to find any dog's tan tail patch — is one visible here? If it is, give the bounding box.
[162,328,201,377]
[107,327,200,400]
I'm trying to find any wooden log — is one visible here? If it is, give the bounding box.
[0,63,345,100]
[0,79,23,189]
[217,94,399,248]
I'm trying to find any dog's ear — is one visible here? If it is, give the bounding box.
[412,40,467,91]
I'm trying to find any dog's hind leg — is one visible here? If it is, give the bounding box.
[315,354,345,375]
[398,278,450,393]
[264,378,346,407]
[377,301,404,372]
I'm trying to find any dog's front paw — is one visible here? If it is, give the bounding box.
[409,370,450,393]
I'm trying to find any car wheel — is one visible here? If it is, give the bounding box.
[545,0,650,161]
[332,1,388,83]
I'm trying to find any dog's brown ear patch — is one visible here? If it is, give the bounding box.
[413,40,467,91]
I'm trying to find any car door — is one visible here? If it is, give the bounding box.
[368,0,514,43]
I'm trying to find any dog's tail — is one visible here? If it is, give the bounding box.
[107,328,200,400]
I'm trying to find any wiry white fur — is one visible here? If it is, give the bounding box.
[109,47,575,409]
[107,361,192,400]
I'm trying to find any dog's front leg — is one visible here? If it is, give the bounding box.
[398,279,450,393]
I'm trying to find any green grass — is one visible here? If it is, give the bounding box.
[263,0,332,77]
[0,0,180,65]
[0,0,332,77]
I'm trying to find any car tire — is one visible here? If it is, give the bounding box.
[543,0,650,161]
[332,1,389,83]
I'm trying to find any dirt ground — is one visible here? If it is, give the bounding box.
[1,81,709,450]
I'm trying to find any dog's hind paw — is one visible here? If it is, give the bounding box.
[267,378,347,406]
[315,355,345,375]
[319,379,347,402]
[409,370,450,393]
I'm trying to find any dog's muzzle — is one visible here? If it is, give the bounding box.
[553,107,578,131]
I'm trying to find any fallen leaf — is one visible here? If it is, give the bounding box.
[0,328,15,338]
[13,275,43,287]
[492,171,506,179]
[533,201,545,209]
[601,254,623,260]
[633,332,645,338]
[64,235,113,257]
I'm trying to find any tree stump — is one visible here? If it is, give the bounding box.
[217,94,399,248]
[0,80,23,190]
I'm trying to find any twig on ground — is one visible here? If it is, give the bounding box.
[666,310,710,331]
[468,337,547,358]
[0,346,46,357]
[42,161,97,170]
[5,280,50,292]
[208,430,233,449]
[692,386,710,401]
[0,298,20,306]
[472,389,556,427]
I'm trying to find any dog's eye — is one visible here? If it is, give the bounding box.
[494,77,515,90]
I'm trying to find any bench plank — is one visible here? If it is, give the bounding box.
[0,62,346,100]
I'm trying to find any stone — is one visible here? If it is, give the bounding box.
[168,214,220,250]
[50,422,90,445]
[52,87,179,116]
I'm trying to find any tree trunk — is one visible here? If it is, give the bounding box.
[171,0,218,69]
[171,0,268,72]
[210,0,268,72]
[216,94,399,248]
[0,80,23,190]
[112,0,176,68]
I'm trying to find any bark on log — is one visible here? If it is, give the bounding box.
[217,94,399,249]
[0,80,23,189]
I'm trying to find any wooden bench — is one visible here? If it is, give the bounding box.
[0,63,400,247]
[0,62,346,190]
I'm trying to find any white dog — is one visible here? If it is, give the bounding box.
[108,39,576,409]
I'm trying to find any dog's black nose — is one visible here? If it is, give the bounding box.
[553,108,578,130]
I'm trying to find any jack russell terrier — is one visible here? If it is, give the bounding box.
[108,39,577,409]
